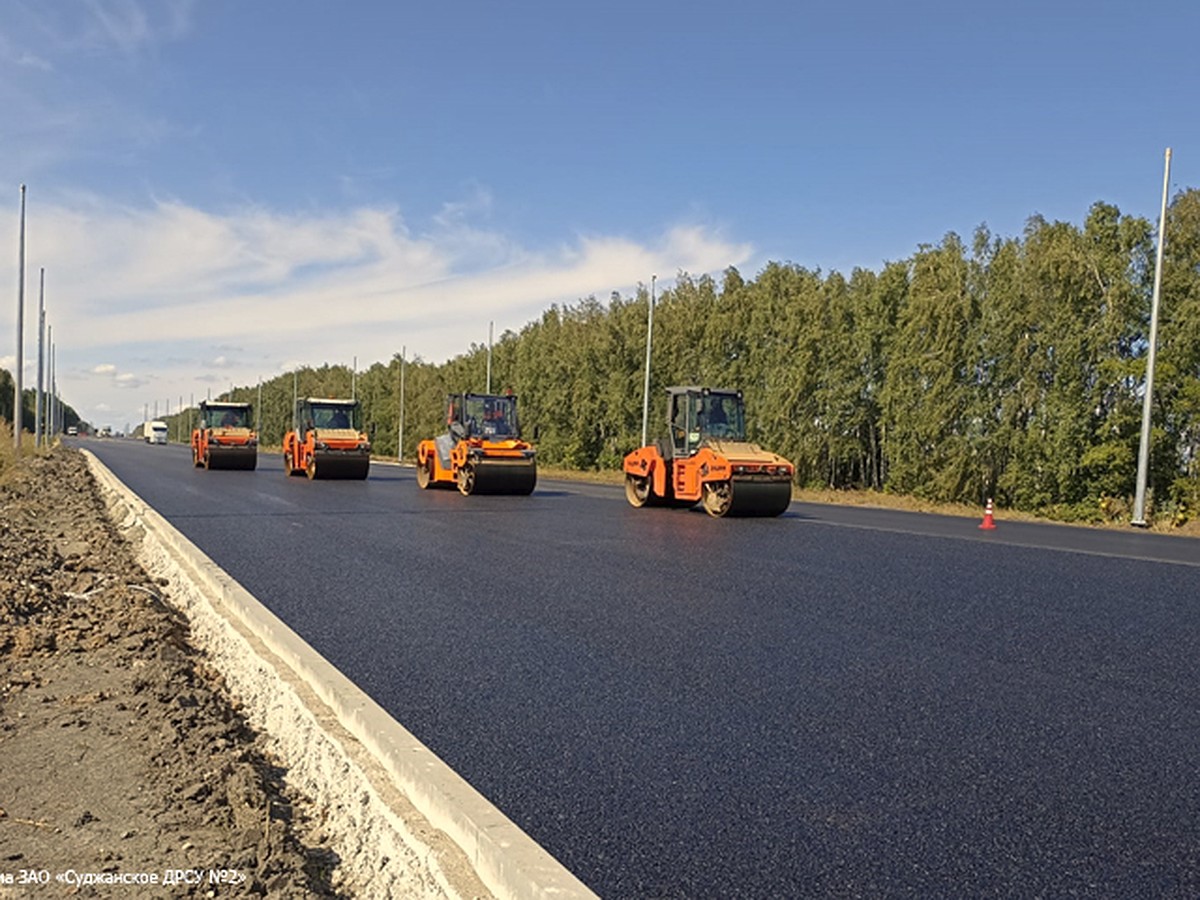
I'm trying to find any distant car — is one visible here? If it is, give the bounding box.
[66,426,78,436]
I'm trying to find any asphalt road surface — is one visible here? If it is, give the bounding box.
[79,438,1200,898]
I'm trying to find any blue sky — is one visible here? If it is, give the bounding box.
[1,0,1196,431]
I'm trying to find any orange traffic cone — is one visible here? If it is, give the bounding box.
[979,498,997,530]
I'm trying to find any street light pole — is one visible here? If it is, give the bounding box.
[397,345,406,462]
[49,339,55,437]
[1132,147,1172,527]
[14,185,26,455]
[45,323,52,441]
[35,268,44,448]
[640,275,657,447]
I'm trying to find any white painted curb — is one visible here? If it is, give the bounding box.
[83,450,599,900]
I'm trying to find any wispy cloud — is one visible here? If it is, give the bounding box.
[67,0,194,55]
[113,372,147,388]
[87,361,147,390]
[0,33,52,72]
[0,0,197,180]
[4,189,750,427]
[25,199,747,350]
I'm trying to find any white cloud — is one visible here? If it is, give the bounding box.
[113,372,147,388]
[0,357,41,377]
[87,364,147,390]
[3,192,752,428]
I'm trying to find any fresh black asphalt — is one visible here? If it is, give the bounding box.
[80,439,1200,898]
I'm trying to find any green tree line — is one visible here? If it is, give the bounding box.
[160,193,1200,524]
[0,372,80,435]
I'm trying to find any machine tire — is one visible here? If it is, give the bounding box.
[203,451,211,470]
[192,447,203,468]
[306,458,318,480]
[457,463,475,496]
[625,473,652,508]
[416,457,433,489]
[702,480,734,518]
[284,451,295,476]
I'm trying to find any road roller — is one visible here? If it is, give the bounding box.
[191,400,258,470]
[623,386,793,518]
[416,392,537,496]
[283,398,371,480]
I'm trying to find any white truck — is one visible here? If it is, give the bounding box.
[144,420,169,444]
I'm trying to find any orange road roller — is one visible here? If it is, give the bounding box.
[191,400,258,470]
[623,386,793,517]
[416,392,537,495]
[283,397,371,480]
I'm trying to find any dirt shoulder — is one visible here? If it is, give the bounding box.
[0,448,343,898]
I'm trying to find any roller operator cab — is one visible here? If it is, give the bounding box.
[191,401,258,470]
[623,387,794,517]
[283,398,371,480]
[415,392,537,495]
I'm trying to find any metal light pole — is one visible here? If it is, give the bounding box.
[46,324,53,440]
[42,321,51,446]
[397,345,406,462]
[14,185,27,455]
[640,275,657,447]
[35,268,44,447]
[486,321,494,393]
[49,340,56,437]
[1132,147,1172,527]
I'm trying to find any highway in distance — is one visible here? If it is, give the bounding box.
[79,437,1200,898]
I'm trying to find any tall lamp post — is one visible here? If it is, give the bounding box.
[397,346,406,463]
[1132,147,1172,527]
[14,185,27,455]
[640,274,657,447]
[35,268,45,447]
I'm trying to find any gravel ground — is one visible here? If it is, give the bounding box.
[0,449,344,898]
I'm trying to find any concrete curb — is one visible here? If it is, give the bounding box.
[83,450,598,900]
